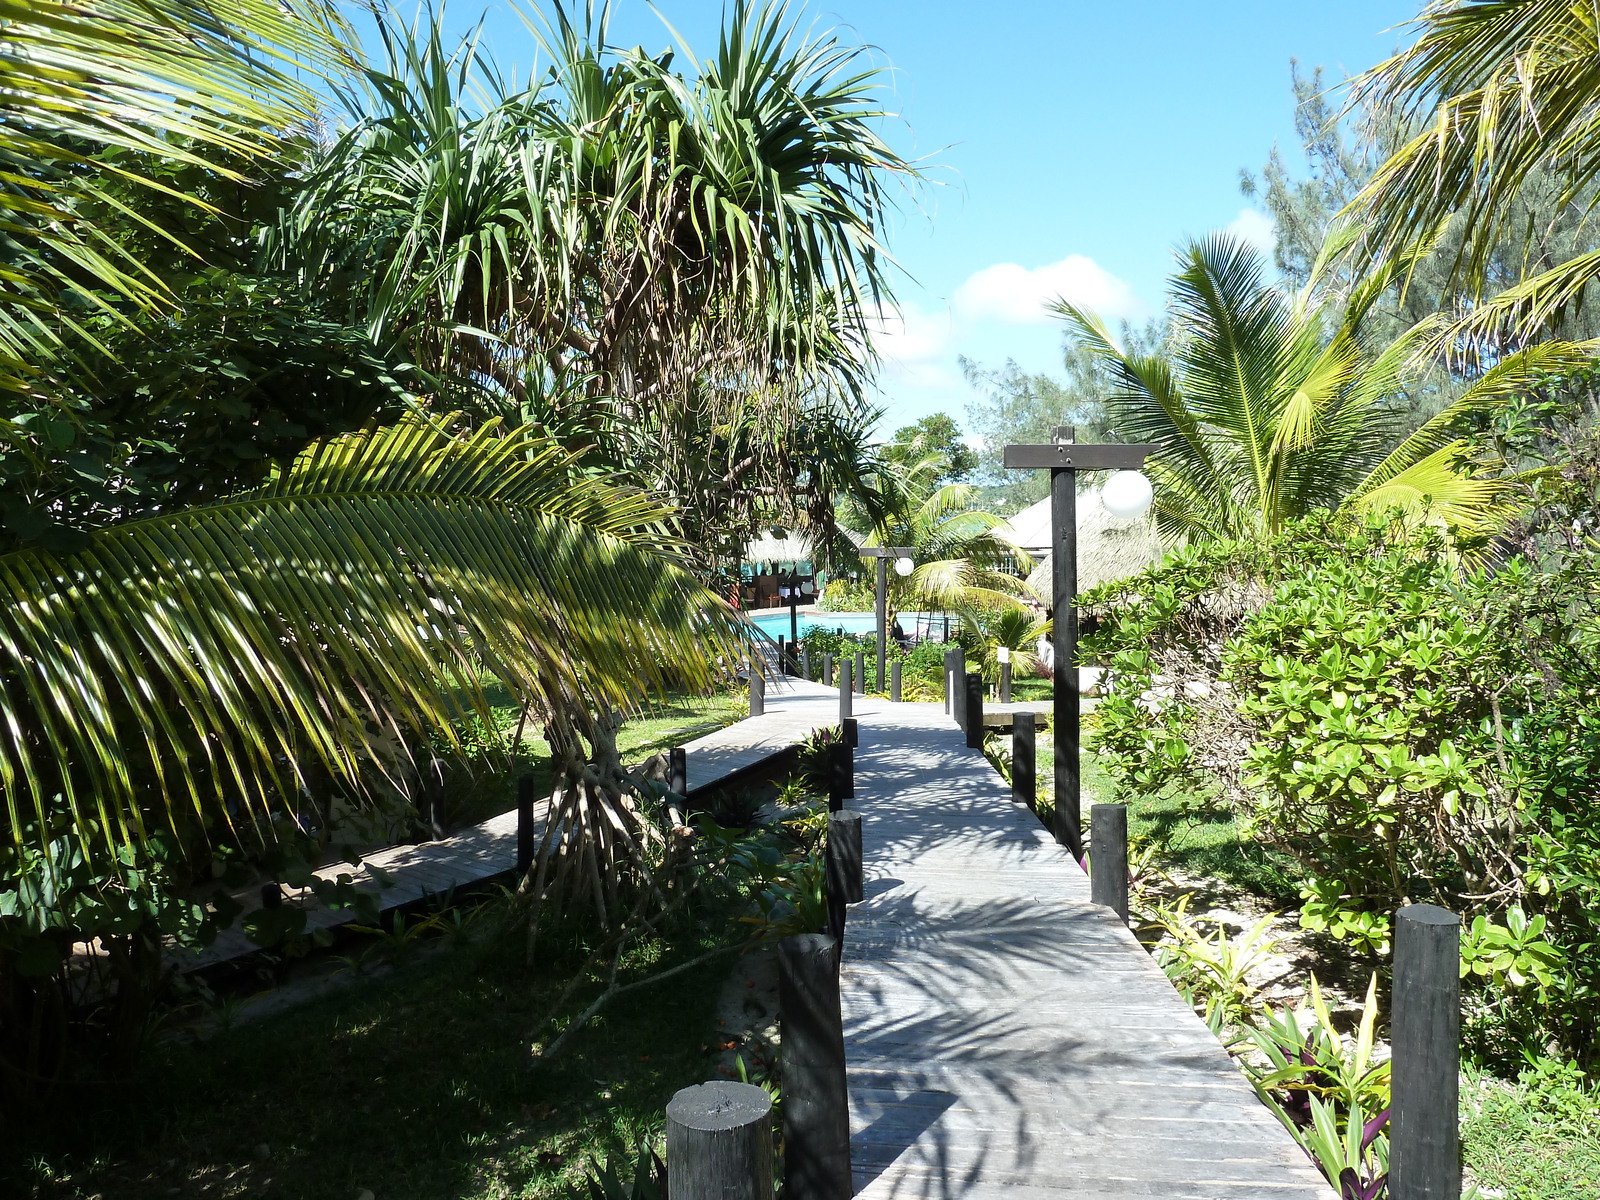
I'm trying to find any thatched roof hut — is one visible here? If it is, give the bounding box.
[998,495,1163,597]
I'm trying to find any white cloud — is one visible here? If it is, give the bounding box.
[951,255,1146,326]
[868,302,962,389]
[1224,207,1277,259]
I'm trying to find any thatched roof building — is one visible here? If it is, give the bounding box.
[998,495,1163,597]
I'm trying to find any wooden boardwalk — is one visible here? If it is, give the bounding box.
[843,701,1329,1199]
[174,672,845,971]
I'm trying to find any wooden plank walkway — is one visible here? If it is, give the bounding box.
[843,701,1329,1199]
[172,674,848,972]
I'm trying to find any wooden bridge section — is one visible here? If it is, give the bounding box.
[843,701,1329,1199]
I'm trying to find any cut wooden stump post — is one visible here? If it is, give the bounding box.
[666,1080,775,1200]
[779,934,851,1200]
[1391,903,1462,1200]
[1012,712,1036,810]
[516,774,537,876]
[1000,660,1012,703]
[749,666,765,717]
[943,647,957,714]
[843,717,858,748]
[668,747,688,797]
[1089,803,1129,924]
[822,653,833,687]
[827,741,852,812]
[825,812,864,953]
[951,651,968,730]
[803,646,813,681]
[838,659,853,722]
[777,636,787,676]
[854,651,866,694]
[890,660,902,703]
[964,672,984,749]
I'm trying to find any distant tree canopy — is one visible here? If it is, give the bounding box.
[884,412,976,486]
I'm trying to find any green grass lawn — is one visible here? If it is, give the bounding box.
[1462,1065,1600,1199]
[8,920,729,1200]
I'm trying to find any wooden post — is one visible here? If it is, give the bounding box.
[1089,803,1129,925]
[838,658,852,722]
[942,647,956,713]
[951,650,968,730]
[822,653,833,687]
[749,665,765,717]
[803,646,813,681]
[854,650,866,694]
[1390,903,1462,1200]
[516,774,537,876]
[666,1080,774,1200]
[827,741,853,811]
[890,660,902,703]
[874,555,888,695]
[1051,463,1082,859]
[669,747,688,797]
[1000,660,1012,703]
[1012,712,1036,810]
[843,716,858,748]
[826,810,862,946]
[777,636,787,676]
[779,934,851,1200]
[964,672,984,749]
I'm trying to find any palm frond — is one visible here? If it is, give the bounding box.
[0,415,746,853]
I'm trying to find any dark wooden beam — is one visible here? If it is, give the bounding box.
[1001,443,1157,471]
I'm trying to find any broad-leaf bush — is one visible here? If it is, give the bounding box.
[1083,510,1600,1065]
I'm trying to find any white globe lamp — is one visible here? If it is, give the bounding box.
[1101,470,1153,519]
[893,556,914,577]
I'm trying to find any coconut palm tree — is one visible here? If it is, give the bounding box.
[1056,234,1592,545]
[1349,0,1600,349]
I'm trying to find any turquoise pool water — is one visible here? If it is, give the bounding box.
[747,610,877,638]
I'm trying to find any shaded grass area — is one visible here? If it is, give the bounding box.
[7,923,727,1200]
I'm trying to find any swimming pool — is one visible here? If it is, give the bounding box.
[747,609,877,638]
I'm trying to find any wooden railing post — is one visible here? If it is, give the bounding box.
[827,740,853,812]
[838,658,853,722]
[964,672,984,749]
[668,747,687,797]
[777,636,787,676]
[1391,903,1462,1200]
[803,646,813,681]
[822,653,833,687]
[780,934,851,1200]
[749,664,765,717]
[666,1080,774,1200]
[1000,659,1012,703]
[1012,712,1035,810]
[1089,803,1129,925]
[942,647,956,714]
[890,660,902,703]
[516,775,537,876]
[825,810,863,946]
[951,651,968,730]
[854,650,866,694]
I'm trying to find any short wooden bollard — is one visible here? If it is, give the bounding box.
[825,810,863,945]
[516,774,537,875]
[777,636,787,676]
[1089,803,1129,924]
[827,740,853,810]
[890,660,902,703]
[668,747,688,796]
[950,651,968,729]
[964,672,984,749]
[749,666,765,717]
[942,647,957,714]
[666,1080,774,1200]
[838,658,853,721]
[1000,660,1012,703]
[779,934,851,1200]
[1012,712,1036,809]
[843,716,858,748]
[822,653,833,687]
[853,651,866,694]
[1390,903,1462,1200]
[803,646,813,680]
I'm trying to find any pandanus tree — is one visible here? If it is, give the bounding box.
[1055,234,1593,547]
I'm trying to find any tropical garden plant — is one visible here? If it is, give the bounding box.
[1055,233,1592,547]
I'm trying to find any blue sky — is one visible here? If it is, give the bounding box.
[345,0,1420,431]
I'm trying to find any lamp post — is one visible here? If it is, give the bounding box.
[859,546,913,693]
[1002,427,1155,860]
